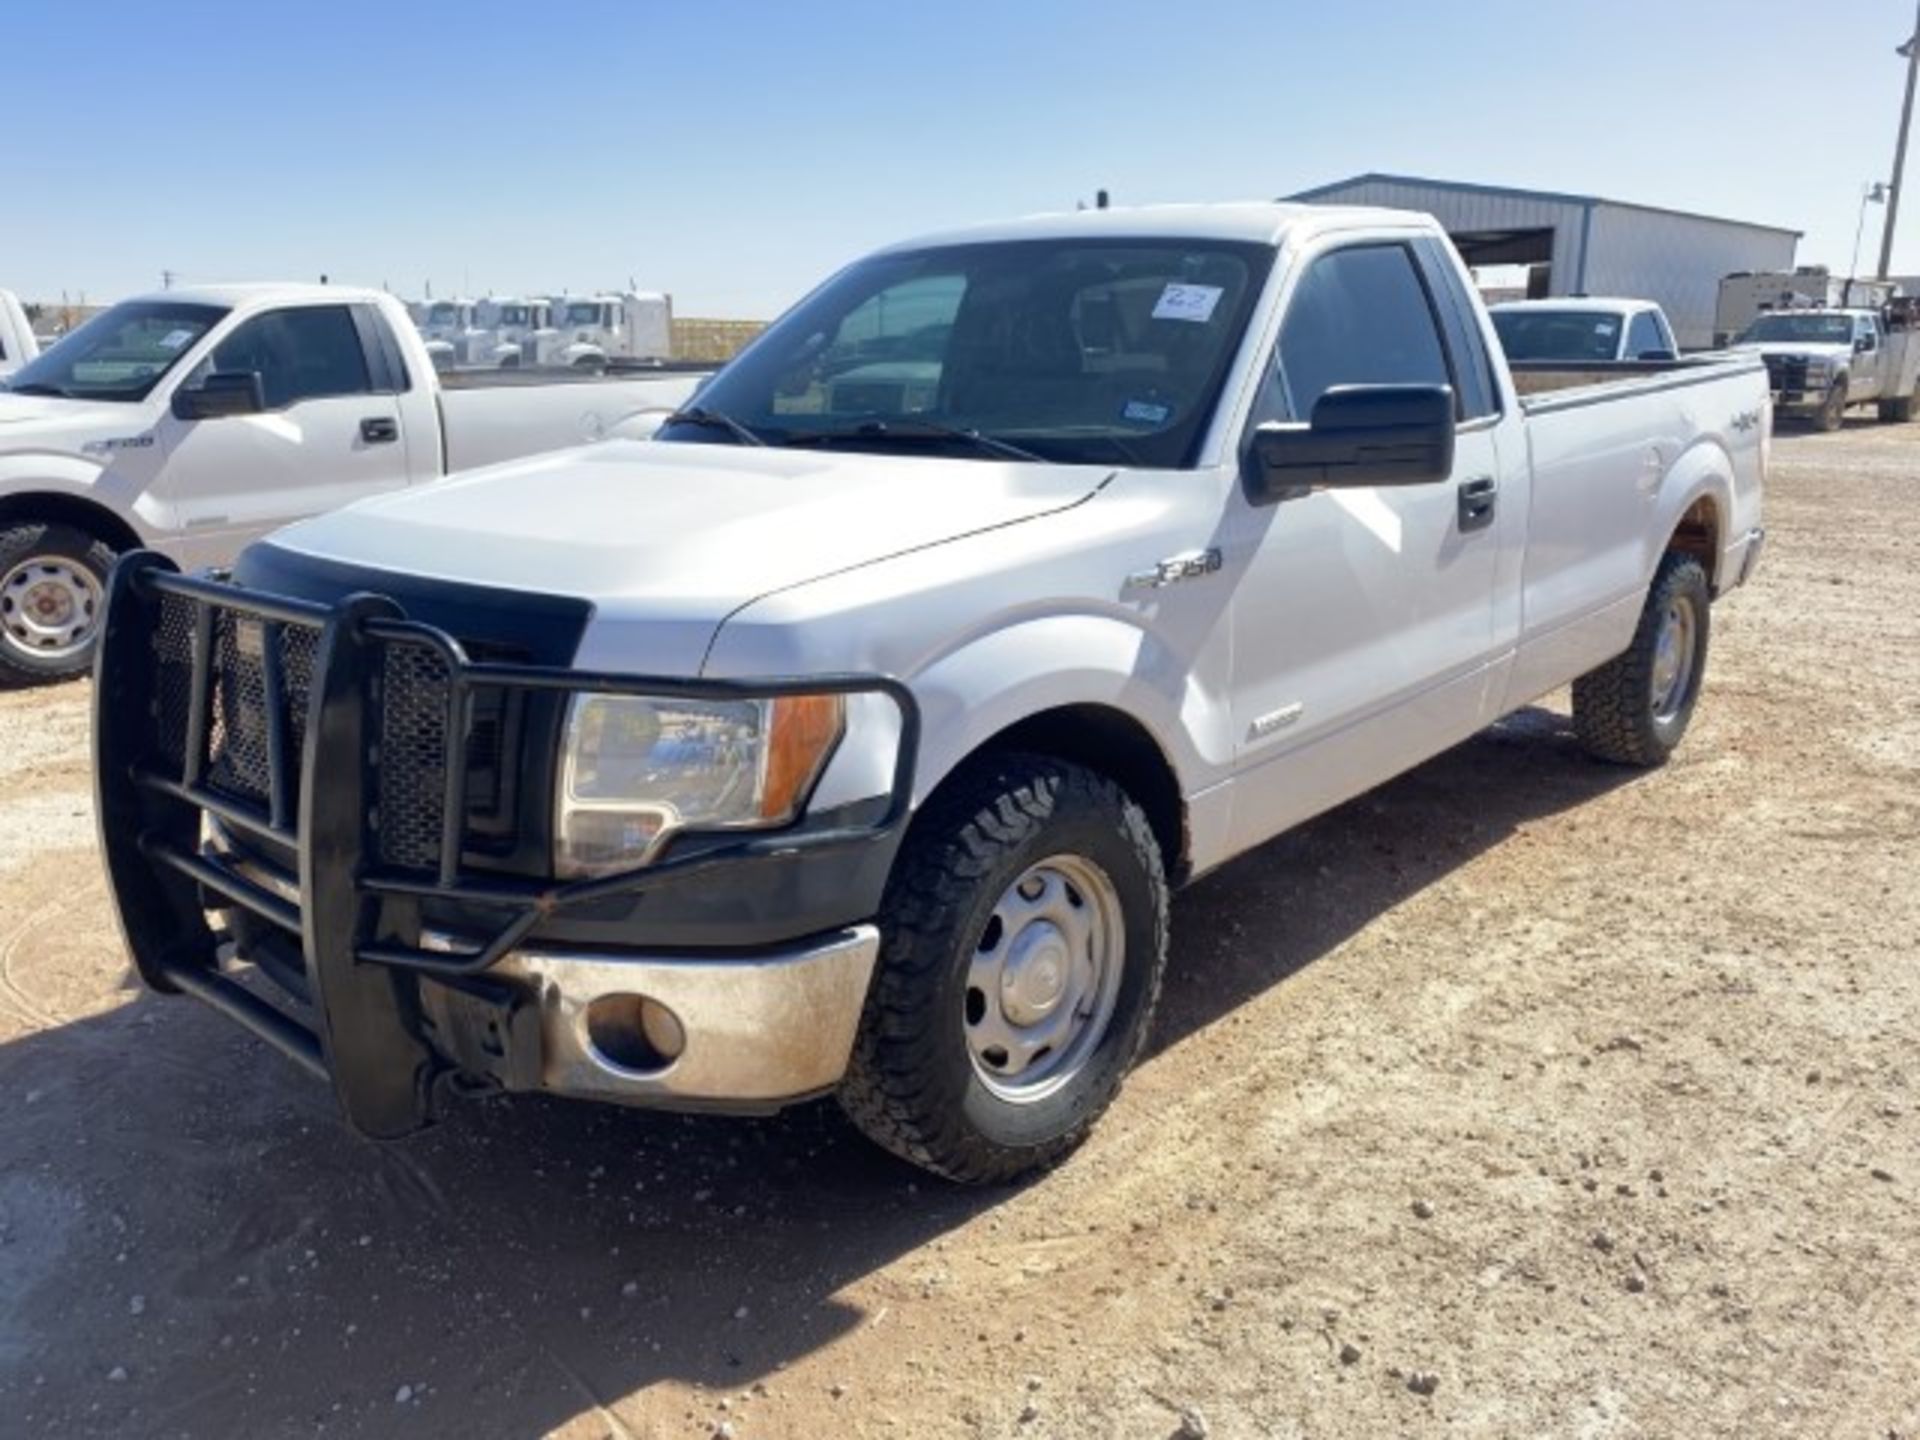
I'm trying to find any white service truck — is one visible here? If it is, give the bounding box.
[0,290,40,380]
[1714,269,1895,348]
[93,204,1767,1184]
[1728,305,1920,430]
[0,283,708,682]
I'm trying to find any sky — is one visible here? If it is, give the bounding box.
[7,0,1920,316]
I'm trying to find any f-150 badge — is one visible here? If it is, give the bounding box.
[1730,409,1762,433]
[1126,547,1223,590]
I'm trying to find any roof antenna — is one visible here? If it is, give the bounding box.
[1096,189,1110,210]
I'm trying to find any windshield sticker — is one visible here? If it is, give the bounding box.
[1152,283,1223,324]
[159,329,196,349]
[1121,398,1172,425]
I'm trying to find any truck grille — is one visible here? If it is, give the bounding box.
[150,591,499,874]
[1763,355,1808,392]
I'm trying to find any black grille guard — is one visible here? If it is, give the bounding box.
[93,551,919,1136]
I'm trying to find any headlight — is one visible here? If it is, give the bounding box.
[554,692,844,877]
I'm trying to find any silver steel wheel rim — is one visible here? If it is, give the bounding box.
[964,852,1125,1104]
[1650,596,1697,722]
[0,555,102,662]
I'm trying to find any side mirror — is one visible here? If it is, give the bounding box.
[172,370,265,420]
[1855,335,1876,353]
[1248,384,1454,503]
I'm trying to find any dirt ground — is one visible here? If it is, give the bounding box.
[0,420,1915,1439]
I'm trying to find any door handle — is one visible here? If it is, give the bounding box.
[360,417,399,444]
[1457,475,1497,532]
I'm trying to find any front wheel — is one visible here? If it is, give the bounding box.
[0,522,116,686]
[840,755,1169,1184]
[1572,552,1711,767]
[1814,380,1848,432]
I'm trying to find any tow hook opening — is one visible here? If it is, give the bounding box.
[585,993,685,1074]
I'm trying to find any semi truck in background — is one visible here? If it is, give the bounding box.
[477,297,560,367]
[0,291,41,379]
[553,291,673,368]
[417,297,493,370]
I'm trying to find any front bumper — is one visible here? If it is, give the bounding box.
[92,554,916,1137]
[490,926,880,1111]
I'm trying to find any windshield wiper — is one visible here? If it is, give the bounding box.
[5,382,71,398]
[786,418,1051,464]
[664,405,766,446]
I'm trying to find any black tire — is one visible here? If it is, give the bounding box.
[1878,382,1917,423]
[0,521,117,686]
[1572,552,1711,768]
[1814,379,1848,432]
[839,754,1169,1184]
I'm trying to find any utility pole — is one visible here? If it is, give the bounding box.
[1876,4,1920,277]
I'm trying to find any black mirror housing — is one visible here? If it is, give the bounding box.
[1855,336,1875,353]
[1248,384,1454,503]
[172,370,265,421]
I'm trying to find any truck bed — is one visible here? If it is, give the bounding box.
[1508,354,1757,402]
[438,366,710,471]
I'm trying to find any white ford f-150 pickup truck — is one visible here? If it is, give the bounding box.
[0,284,706,682]
[93,204,1767,1183]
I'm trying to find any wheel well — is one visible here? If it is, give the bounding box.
[957,704,1189,884]
[0,493,142,556]
[1668,495,1721,590]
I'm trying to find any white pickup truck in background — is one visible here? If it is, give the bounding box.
[0,283,709,682]
[94,203,1767,1184]
[0,290,40,380]
[1728,305,1920,430]
[1490,298,1680,364]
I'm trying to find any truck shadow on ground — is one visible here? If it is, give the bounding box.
[0,704,1637,1436]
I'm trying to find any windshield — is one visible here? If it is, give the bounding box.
[563,303,606,326]
[426,303,462,326]
[1737,313,1857,344]
[5,300,226,402]
[657,238,1274,467]
[1490,309,1623,362]
[496,305,532,326]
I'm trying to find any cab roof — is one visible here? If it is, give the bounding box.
[878,201,1436,253]
[149,282,392,308]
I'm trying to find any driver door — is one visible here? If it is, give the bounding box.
[157,304,412,568]
[1225,238,1512,853]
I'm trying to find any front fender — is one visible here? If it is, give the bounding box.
[0,453,162,543]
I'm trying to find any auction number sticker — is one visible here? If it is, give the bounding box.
[1152,283,1223,323]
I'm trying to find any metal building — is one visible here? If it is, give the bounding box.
[1287,173,1801,350]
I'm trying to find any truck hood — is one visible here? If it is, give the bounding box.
[1729,341,1853,362]
[263,438,1109,671]
[0,391,151,447]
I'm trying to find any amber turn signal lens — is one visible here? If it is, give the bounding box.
[761,694,845,820]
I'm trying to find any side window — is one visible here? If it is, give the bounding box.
[1654,312,1677,354]
[1273,245,1452,422]
[1625,311,1664,358]
[207,306,372,409]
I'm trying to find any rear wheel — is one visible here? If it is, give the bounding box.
[840,754,1169,1184]
[1572,552,1711,767]
[1878,380,1917,422]
[1814,379,1848,432]
[0,522,116,686]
